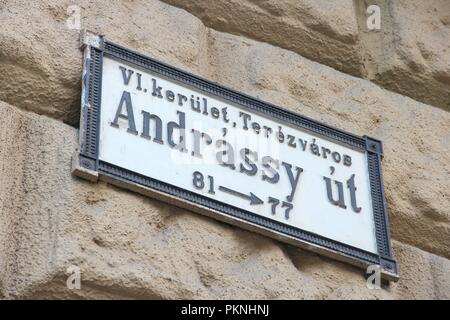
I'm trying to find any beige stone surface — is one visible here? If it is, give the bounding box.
[355,0,450,110]
[0,0,209,125]
[164,0,450,110]
[0,100,449,299]
[161,0,362,76]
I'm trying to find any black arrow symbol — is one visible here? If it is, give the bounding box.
[218,186,264,205]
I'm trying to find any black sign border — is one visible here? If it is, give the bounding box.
[76,35,398,281]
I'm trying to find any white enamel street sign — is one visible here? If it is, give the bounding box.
[74,33,399,281]
[101,57,376,252]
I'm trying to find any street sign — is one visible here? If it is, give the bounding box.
[74,32,398,281]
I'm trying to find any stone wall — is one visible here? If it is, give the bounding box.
[0,0,449,299]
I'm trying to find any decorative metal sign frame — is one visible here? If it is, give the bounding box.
[73,32,398,281]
